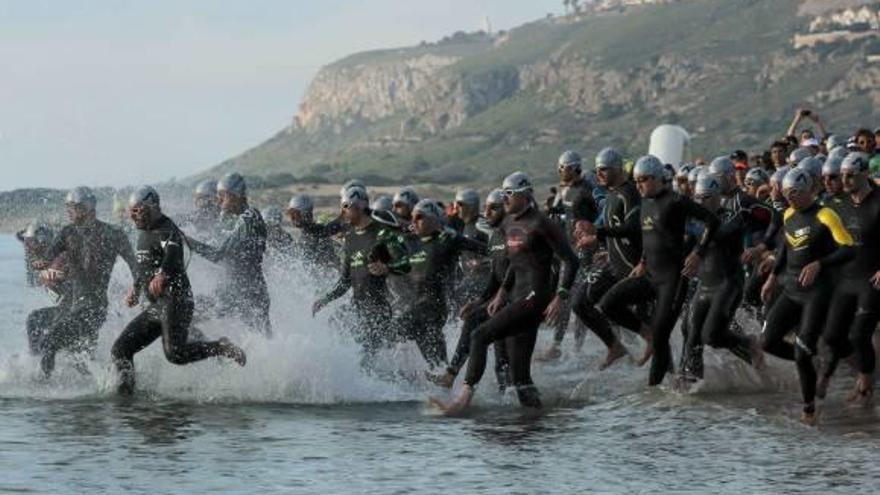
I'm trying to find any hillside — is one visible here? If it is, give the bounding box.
[206,0,879,186]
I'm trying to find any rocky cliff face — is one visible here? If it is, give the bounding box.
[293,52,521,137]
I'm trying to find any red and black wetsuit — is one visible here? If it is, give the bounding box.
[462,204,578,406]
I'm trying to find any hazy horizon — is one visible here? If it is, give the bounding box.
[0,0,559,191]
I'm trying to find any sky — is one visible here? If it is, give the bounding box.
[0,0,561,191]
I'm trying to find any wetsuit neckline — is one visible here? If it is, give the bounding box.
[851,183,877,206]
[353,218,374,234]
[148,214,168,230]
[559,177,585,188]
[651,188,671,200]
[512,204,534,220]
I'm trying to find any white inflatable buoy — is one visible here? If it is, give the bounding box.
[649,124,690,170]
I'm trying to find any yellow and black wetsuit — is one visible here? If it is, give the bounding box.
[762,201,854,410]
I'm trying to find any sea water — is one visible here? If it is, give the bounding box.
[0,234,878,494]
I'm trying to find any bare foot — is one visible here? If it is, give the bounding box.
[846,375,873,405]
[218,338,247,366]
[599,342,628,370]
[535,345,562,363]
[800,407,818,427]
[425,370,455,389]
[428,385,474,416]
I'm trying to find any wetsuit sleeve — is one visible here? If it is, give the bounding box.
[42,226,70,263]
[597,204,641,241]
[454,232,488,256]
[114,228,139,283]
[316,218,346,238]
[816,207,855,268]
[772,241,787,276]
[542,215,580,292]
[481,268,502,302]
[753,202,780,250]
[189,215,250,263]
[158,229,185,280]
[501,266,515,293]
[378,229,411,275]
[321,251,352,304]
[573,188,600,224]
[682,196,720,257]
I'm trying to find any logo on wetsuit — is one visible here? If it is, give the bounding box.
[642,216,656,231]
[787,226,811,249]
[505,227,527,254]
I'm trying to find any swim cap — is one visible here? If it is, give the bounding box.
[393,186,420,207]
[557,150,582,171]
[128,185,161,209]
[194,179,217,198]
[632,155,664,179]
[370,194,394,212]
[217,172,247,197]
[65,186,97,211]
[595,147,623,170]
[485,188,504,206]
[412,199,444,221]
[501,171,533,193]
[288,194,314,213]
[454,189,480,207]
[782,167,812,193]
[708,156,735,177]
[694,173,722,198]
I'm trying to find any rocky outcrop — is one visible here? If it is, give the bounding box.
[810,63,880,106]
[293,50,519,137]
[519,53,721,116]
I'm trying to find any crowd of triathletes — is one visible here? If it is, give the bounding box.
[15,109,880,423]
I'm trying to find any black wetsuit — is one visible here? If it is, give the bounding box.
[452,219,490,310]
[38,220,137,376]
[682,206,754,379]
[296,220,343,271]
[724,189,779,309]
[111,214,233,394]
[320,219,410,364]
[463,204,579,406]
[599,188,718,386]
[394,230,485,368]
[447,227,512,389]
[820,186,880,379]
[24,233,71,356]
[572,180,642,350]
[265,225,296,262]
[761,202,854,409]
[189,207,272,335]
[549,177,600,346]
